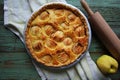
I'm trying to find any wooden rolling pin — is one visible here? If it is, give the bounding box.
[80,0,120,62]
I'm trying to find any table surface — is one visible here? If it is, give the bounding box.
[0,0,120,80]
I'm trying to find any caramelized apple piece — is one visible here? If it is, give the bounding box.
[75,26,85,37]
[39,11,49,20]
[44,25,55,35]
[51,31,64,42]
[54,9,64,16]
[78,37,88,46]
[68,13,76,22]
[30,26,46,40]
[41,54,52,63]
[46,39,57,48]
[63,37,72,45]
[30,26,41,36]
[61,22,69,30]
[72,43,83,54]
[56,50,69,63]
[32,41,42,51]
[70,17,82,26]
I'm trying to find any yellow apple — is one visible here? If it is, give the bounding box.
[96,55,118,74]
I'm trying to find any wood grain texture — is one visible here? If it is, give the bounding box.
[0,0,120,80]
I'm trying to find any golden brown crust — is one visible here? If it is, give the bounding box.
[25,3,89,67]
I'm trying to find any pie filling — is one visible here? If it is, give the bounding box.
[25,4,89,67]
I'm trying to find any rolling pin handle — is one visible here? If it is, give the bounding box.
[80,0,94,16]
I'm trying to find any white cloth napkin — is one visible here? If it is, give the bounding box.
[4,0,111,80]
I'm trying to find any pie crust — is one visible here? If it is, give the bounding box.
[25,3,89,67]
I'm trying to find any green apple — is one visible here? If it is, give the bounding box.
[96,55,118,74]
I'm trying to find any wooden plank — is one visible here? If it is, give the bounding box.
[0,25,25,52]
[67,0,120,8]
[86,0,120,8]
[0,0,3,4]
[0,52,40,80]
[0,4,3,21]
[0,66,40,80]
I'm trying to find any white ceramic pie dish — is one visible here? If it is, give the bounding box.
[24,2,92,70]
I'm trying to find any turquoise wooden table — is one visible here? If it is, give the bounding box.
[0,0,120,80]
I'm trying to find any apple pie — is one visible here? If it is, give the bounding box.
[25,3,89,67]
